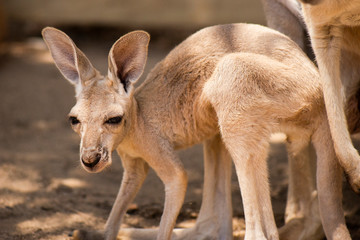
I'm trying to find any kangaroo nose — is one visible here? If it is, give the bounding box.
[81,153,101,168]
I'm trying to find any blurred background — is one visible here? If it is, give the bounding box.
[1,0,265,36]
[0,1,359,240]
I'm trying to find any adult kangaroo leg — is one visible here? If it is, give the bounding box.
[312,116,351,240]
[279,133,323,240]
[310,25,360,193]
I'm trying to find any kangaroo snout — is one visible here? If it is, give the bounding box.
[81,152,101,168]
[80,148,109,172]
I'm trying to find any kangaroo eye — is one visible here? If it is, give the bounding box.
[105,116,123,125]
[69,116,80,125]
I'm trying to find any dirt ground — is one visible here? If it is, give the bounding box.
[0,27,360,240]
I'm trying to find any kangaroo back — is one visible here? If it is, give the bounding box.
[136,23,321,148]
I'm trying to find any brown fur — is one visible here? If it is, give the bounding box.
[43,24,338,240]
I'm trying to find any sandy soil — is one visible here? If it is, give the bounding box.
[0,28,360,240]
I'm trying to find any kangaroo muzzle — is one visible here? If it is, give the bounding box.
[80,147,109,172]
[81,152,101,168]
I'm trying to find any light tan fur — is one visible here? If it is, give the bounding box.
[42,24,340,240]
[299,0,360,192]
[262,1,360,239]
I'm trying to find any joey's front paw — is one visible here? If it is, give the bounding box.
[69,229,104,240]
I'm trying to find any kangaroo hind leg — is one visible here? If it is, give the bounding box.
[202,53,299,240]
[220,115,278,240]
[279,131,324,240]
[174,134,233,240]
[312,117,351,240]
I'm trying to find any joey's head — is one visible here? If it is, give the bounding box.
[42,27,149,173]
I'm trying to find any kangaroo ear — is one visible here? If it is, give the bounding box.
[108,31,150,93]
[42,27,97,88]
